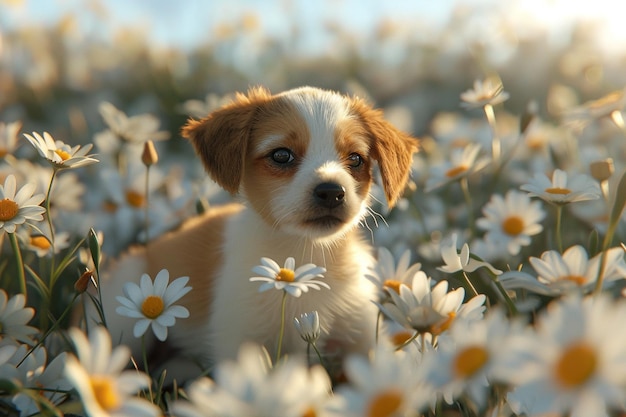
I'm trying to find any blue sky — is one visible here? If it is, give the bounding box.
[3,0,625,54]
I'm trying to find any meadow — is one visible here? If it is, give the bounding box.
[1,3,626,416]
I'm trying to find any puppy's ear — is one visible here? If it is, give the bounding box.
[351,98,418,207]
[181,87,272,193]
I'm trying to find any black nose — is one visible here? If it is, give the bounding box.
[314,182,346,208]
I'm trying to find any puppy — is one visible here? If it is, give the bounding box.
[94,86,418,380]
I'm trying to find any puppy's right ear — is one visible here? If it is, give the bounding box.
[181,87,272,193]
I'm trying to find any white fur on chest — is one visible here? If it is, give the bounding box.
[205,208,378,364]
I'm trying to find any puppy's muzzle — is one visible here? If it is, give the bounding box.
[314,182,346,209]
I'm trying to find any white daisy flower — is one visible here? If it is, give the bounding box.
[115,269,191,341]
[7,344,70,416]
[460,78,510,110]
[563,89,626,130]
[500,245,626,295]
[250,257,329,297]
[331,345,432,417]
[425,309,521,409]
[365,247,422,300]
[98,102,170,145]
[506,295,626,417]
[476,190,546,256]
[0,121,21,157]
[22,131,99,170]
[171,343,332,417]
[438,233,502,275]
[0,289,38,343]
[64,326,160,417]
[520,169,601,205]
[293,311,321,344]
[424,143,490,192]
[0,175,46,234]
[377,271,486,337]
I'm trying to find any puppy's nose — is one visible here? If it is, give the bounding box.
[314,182,346,208]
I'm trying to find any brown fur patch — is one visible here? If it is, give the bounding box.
[334,117,372,199]
[348,97,419,206]
[181,87,274,193]
[145,204,243,327]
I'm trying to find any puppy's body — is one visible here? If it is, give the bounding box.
[95,87,417,380]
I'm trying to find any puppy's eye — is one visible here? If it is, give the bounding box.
[270,148,295,164]
[347,153,363,168]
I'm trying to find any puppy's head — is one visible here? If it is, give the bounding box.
[182,86,418,241]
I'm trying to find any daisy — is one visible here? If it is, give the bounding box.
[377,271,486,338]
[476,190,546,256]
[0,289,38,343]
[460,77,510,110]
[64,326,160,417]
[115,269,191,341]
[0,121,21,157]
[7,344,71,416]
[330,345,432,417]
[424,143,490,192]
[520,169,601,205]
[438,233,502,275]
[22,131,99,170]
[98,102,170,146]
[563,89,626,130]
[18,227,70,257]
[425,309,520,410]
[0,175,46,234]
[250,257,329,297]
[171,343,333,417]
[293,311,321,344]
[365,247,423,300]
[500,245,626,296]
[506,295,626,417]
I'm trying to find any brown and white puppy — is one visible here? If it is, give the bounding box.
[96,86,418,380]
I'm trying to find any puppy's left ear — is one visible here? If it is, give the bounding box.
[351,98,419,207]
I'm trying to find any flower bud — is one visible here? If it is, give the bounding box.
[589,158,614,182]
[141,140,159,166]
[75,269,94,293]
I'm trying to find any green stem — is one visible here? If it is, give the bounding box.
[310,342,326,369]
[144,165,151,243]
[18,293,79,367]
[44,170,57,250]
[555,204,563,253]
[461,271,480,298]
[460,177,475,236]
[275,291,288,363]
[142,335,155,402]
[8,232,26,300]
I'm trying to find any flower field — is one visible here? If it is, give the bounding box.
[1,2,626,416]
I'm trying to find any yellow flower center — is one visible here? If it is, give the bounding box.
[383,279,404,294]
[0,148,8,158]
[276,268,295,282]
[90,375,120,411]
[430,312,456,335]
[555,342,597,388]
[391,330,414,348]
[30,236,51,250]
[559,275,587,286]
[501,216,525,236]
[301,406,317,417]
[453,345,489,378]
[367,389,403,417]
[54,149,71,161]
[125,190,145,208]
[0,198,19,221]
[445,165,469,178]
[141,295,164,319]
[545,187,571,195]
